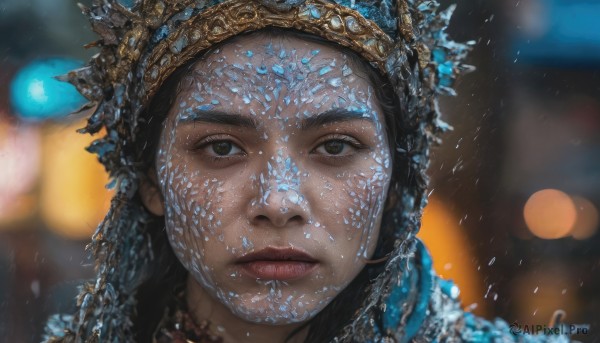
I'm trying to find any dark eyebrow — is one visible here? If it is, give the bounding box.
[177,110,258,128]
[177,108,372,130]
[300,108,373,131]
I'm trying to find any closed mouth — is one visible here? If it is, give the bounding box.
[236,247,317,263]
[236,247,318,280]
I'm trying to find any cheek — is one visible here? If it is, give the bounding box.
[160,159,256,272]
[341,152,390,217]
[156,136,229,269]
[340,172,388,233]
[322,154,391,255]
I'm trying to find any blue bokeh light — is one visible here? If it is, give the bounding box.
[10,58,87,121]
[513,0,600,64]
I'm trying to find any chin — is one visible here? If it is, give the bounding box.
[218,291,333,325]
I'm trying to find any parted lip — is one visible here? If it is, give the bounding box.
[235,247,318,264]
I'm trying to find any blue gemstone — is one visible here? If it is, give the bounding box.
[432,49,447,64]
[256,65,268,74]
[271,64,285,75]
[437,62,453,76]
[198,104,214,111]
[439,279,460,299]
[117,0,136,9]
[437,61,454,87]
[309,6,321,19]
[319,66,332,76]
[10,58,87,121]
[152,25,170,44]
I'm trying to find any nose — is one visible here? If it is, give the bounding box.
[248,159,310,228]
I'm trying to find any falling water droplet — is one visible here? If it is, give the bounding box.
[484,284,492,298]
[31,280,40,298]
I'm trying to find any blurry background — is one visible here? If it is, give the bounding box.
[0,0,598,341]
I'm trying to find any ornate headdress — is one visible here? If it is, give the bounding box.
[45,0,471,341]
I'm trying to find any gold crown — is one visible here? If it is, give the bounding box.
[69,0,403,110]
[142,0,395,101]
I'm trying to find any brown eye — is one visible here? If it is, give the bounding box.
[212,141,234,156]
[195,137,244,160]
[313,136,364,158]
[323,140,345,155]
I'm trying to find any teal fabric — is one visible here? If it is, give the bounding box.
[379,240,571,343]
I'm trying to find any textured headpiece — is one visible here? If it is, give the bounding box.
[46,0,472,341]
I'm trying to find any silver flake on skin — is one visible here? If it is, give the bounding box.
[152,34,392,327]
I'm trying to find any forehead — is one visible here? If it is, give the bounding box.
[199,32,364,74]
[171,31,384,125]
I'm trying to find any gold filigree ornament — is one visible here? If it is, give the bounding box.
[142,0,394,101]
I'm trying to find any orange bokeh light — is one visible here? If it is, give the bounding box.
[419,196,487,316]
[523,189,576,239]
[570,196,599,240]
[40,121,113,240]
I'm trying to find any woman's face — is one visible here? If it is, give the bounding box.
[148,33,392,324]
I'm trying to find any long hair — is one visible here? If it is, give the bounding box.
[132,28,407,343]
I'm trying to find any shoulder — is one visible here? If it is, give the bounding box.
[397,275,572,342]
[457,311,571,343]
[382,241,571,342]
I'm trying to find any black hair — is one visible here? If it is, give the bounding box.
[133,27,404,343]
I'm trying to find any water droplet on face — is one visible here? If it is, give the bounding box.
[272,64,285,75]
[328,77,342,88]
[319,66,332,76]
[256,65,268,74]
